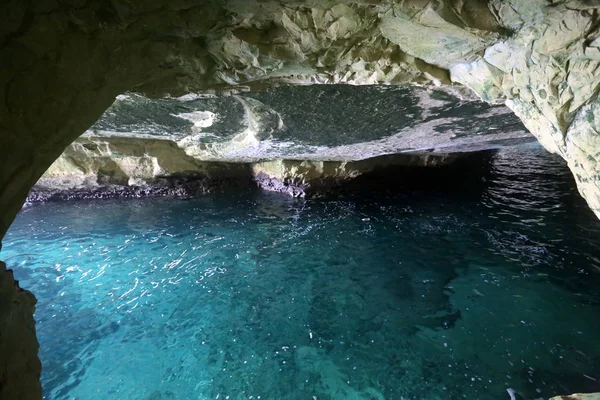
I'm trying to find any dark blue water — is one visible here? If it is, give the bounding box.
[3,145,600,400]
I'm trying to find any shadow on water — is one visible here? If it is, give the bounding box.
[335,150,497,197]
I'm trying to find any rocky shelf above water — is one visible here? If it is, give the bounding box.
[32,85,534,199]
[86,85,531,161]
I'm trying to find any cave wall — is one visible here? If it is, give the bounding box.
[0,262,41,399]
[450,0,600,217]
[0,0,504,239]
[30,84,532,197]
[2,0,599,235]
[0,1,599,399]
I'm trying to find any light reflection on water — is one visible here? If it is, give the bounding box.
[3,144,600,400]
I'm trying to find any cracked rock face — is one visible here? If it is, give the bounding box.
[451,0,600,217]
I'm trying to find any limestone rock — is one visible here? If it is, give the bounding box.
[0,0,599,234]
[252,153,459,197]
[37,136,222,190]
[34,85,532,196]
[380,5,498,69]
[32,135,256,201]
[0,0,503,237]
[60,85,531,159]
[451,0,600,216]
[31,139,471,200]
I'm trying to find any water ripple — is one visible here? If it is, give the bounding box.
[3,145,600,400]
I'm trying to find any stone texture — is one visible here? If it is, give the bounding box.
[0,261,41,400]
[30,135,465,200]
[1,0,598,235]
[33,85,532,198]
[450,0,600,217]
[34,85,531,195]
[0,0,504,238]
[28,134,257,203]
[379,5,499,68]
[35,136,252,191]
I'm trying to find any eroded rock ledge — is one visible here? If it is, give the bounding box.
[31,85,532,199]
[29,134,463,201]
[73,85,532,161]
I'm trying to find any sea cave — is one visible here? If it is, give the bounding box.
[1,1,600,399]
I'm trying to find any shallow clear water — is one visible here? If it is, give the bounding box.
[3,145,600,400]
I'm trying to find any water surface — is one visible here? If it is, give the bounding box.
[3,145,600,400]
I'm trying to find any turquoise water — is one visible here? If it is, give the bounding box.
[3,145,600,400]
